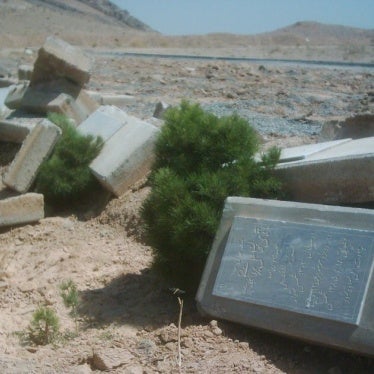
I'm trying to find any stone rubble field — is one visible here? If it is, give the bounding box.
[0,47,373,373]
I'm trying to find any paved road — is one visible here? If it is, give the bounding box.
[94,51,374,70]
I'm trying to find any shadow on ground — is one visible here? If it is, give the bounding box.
[78,268,204,331]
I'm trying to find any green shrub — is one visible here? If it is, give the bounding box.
[35,113,104,208]
[28,306,59,345]
[141,101,283,291]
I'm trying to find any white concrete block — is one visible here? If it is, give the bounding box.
[90,115,160,196]
[0,193,44,227]
[77,105,128,142]
[3,119,61,193]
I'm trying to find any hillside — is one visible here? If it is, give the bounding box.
[0,0,155,48]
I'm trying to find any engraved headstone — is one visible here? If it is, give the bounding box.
[196,197,374,356]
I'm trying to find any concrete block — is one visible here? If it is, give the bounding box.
[90,115,160,196]
[320,114,374,141]
[274,137,374,204]
[0,193,44,227]
[3,119,61,193]
[11,79,98,125]
[85,91,136,107]
[18,64,33,81]
[31,36,91,87]
[196,197,374,356]
[101,94,135,107]
[77,105,128,142]
[0,120,30,143]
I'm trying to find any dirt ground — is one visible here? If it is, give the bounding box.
[0,48,373,373]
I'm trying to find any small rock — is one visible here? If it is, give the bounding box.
[165,342,175,351]
[209,320,218,328]
[212,327,222,336]
[204,330,214,338]
[182,337,194,348]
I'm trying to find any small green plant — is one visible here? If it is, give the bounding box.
[141,101,284,291]
[28,306,59,345]
[60,280,79,333]
[35,113,104,209]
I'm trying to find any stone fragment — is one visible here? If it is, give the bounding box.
[153,101,171,119]
[320,114,374,141]
[0,87,12,118]
[90,114,159,196]
[274,137,374,204]
[77,105,128,142]
[3,119,61,193]
[196,197,374,356]
[18,64,33,81]
[31,36,91,87]
[0,193,44,227]
[90,349,134,371]
[0,120,30,143]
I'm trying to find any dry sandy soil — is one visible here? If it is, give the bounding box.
[0,44,374,373]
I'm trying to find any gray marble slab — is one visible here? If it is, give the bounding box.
[196,197,374,356]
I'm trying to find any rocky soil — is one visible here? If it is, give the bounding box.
[0,48,373,373]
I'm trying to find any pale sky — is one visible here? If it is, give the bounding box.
[111,0,374,35]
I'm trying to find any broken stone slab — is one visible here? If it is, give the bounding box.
[0,120,30,143]
[90,114,160,196]
[196,197,374,356]
[85,91,135,107]
[6,79,98,125]
[77,105,128,142]
[0,193,44,227]
[3,119,61,193]
[319,114,374,141]
[274,137,374,205]
[31,36,91,87]
[255,138,352,163]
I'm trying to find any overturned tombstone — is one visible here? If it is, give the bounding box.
[0,193,44,227]
[77,105,129,142]
[30,36,91,87]
[197,197,374,356]
[273,137,374,205]
[319,114,374,141]
[3,119,61,193]
[84,110,159,196]
[5,37,96,125]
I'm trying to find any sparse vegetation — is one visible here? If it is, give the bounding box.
[141,101,283,291]
[60,280,79,333]
[34,113,104,209]
[28,306,60,345]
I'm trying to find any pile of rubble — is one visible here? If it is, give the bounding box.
[0,37,160,227]
[1,37,373,229]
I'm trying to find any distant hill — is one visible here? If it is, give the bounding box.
[256,21,374,45]
[0,0,155,47]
